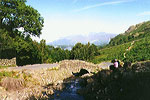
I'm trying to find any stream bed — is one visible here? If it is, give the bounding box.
[51,79,84,100]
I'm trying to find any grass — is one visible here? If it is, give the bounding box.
[0,64,16,69]
[47,66,59,71]
[0,71,19,81]
[91,42,131,64]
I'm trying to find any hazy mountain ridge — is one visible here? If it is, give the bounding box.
[49,32,117,46]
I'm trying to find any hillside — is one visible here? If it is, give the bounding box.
[125,36,150,62]
[109,21,150,46]
[92,42,131,63]
[92,21,150,63]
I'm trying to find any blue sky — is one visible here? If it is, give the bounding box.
[27,0,150,43]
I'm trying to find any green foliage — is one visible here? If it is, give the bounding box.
[0,0,70,65]
[47,46,71,63]
[0,0,71,66]
[125,36,150,62]
[0,29,16,59]
[14,38,43,65]
[0,29,14,48]
[1,0,149,67]
[0,65,16,69]
[0,23,44,66]
[0,0,44,37]
[0,71,18,81]
[0,71,13,77]
[109,21,150,46]
[0,0,44,66]
[94,21,150,64]
[70,42,99,61]
[39,39,49,63]
[92,43,131,63]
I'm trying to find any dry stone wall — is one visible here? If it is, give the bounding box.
[0,58,16,66]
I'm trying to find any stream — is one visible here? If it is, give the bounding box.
[51,79,84,100]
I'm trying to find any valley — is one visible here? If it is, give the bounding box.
[1,0,150,100]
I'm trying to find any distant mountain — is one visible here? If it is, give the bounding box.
[49,32,117,46]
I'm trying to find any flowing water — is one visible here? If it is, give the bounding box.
[51,79,84,100]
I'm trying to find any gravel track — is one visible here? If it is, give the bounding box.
[8,61,113,71]
[8,63,59,70]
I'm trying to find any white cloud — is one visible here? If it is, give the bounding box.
[74,0,134,12]
[138,11,150,16]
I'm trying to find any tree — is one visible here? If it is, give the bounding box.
[0,29,14,48]
[39,39,49,63]
[70,42,99,61]
[0,0,44,37]
[0,29,16,59]
[0,0,44,65]
[88,44,98,60]
[71,43,84,59]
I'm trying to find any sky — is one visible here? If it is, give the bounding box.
[26,0,150,43]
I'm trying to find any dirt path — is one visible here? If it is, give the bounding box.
[124,41,135,58]
[98,62,113,69]
[8,63,59,70]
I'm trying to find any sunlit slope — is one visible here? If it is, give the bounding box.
[92,21,150,64]
[109,21,150,46]
[92,42,131,63]
[125,36,150,62]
